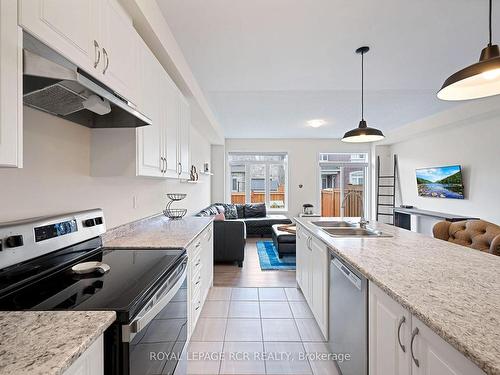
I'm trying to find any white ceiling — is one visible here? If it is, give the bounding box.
[157,0,497,138]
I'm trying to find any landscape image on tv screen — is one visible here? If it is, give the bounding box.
[416,165,464,199]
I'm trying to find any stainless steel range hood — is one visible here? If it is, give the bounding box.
[23,33,151,128]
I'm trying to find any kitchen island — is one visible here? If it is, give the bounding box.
[294,216,500,375]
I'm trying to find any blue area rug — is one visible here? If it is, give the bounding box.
[256,241,296,270]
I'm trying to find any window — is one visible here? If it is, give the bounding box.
[228,153,288,210]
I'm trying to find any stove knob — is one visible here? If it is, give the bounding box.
[5,235,24,248]
[83,219,96,227]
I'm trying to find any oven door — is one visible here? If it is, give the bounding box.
[124,256,188,375]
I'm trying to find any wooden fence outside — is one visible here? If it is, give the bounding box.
[321,186,363,217]
[231,192,285,204]
[231,185,285,205]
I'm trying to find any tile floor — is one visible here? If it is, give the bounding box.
[214,239,297,288]
[185,287,340,375]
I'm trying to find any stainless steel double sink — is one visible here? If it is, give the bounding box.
[311,221,392,238]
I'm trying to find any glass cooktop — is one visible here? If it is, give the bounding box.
[0,244,185,322]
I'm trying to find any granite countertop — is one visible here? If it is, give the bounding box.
[294,217,500,375]
[102,214,213,249]
[0,311,115,375]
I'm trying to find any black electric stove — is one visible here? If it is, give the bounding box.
[0,209,188,375]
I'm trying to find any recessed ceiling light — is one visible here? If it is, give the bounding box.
[307,119,326,128]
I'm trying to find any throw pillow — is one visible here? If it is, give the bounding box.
[224,205,238,219]
[214,213,225,221]
[235,204,245,218]
[214,203,238,219]
[244,203,267,218]
[215,205,226,214]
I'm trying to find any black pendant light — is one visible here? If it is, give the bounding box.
[342,46,385,143]
[438,0,500,100]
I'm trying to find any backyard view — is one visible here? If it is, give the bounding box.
[319,153,367,217]
[229,153,287,209]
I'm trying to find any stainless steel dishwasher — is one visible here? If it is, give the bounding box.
[329,252,368,375]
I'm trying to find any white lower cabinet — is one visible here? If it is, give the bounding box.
[369,282,412,375]
[310,237,328,336]
[411,317,485,375]
[187,223,214,338]
[295,224,309,297]
[295,223,329,339]
[369,282,485,375]
[63,335,103,375]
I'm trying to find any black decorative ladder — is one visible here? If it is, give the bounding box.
[376,154,398,224]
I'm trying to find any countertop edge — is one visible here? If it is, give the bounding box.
[102,215,214,250]
[181,218,213,249]
[0,311,116,375]
[294,217,498,375]
[54,311,116,375]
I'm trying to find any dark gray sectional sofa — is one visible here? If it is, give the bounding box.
[196,203,292,266]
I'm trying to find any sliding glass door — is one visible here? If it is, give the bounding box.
[319,153,368,218]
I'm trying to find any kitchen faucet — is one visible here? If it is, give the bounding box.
[341,191,368,228]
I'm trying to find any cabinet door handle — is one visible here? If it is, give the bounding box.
[160,157,164,173]
[178,162,182,175]
[161,157,167,173]
[410,327,420,367]
[93,40,101,68]
[397,316,406,353]
[102,48,109,74]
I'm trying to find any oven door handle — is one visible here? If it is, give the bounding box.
[123,259,187,340]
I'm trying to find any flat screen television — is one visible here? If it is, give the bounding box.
[416,165,464,199]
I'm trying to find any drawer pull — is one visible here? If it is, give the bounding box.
[410,327,420,367]
[93,40,101,68]
[397,316,406,353]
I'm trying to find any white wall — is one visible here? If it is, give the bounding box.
[211,144,225,203]
[0,108,211,228]
[387,116,500,225]
[224,138,372,217]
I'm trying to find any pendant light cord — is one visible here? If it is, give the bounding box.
[361,50,364,121]
[489,0,493,46]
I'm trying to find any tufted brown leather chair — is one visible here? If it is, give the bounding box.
[433,219,500,256]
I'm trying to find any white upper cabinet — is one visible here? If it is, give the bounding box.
[164,75,180,178]
[0,0,23,168]
[19,0,100,76]
[369,283,412,375]
[136,42,192,179]
[178,95,191,178]
[100,0,138,105]
[163,75,191,179]
[18,0,191,177]
[19,0,138,104]
[136,42,163,178]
